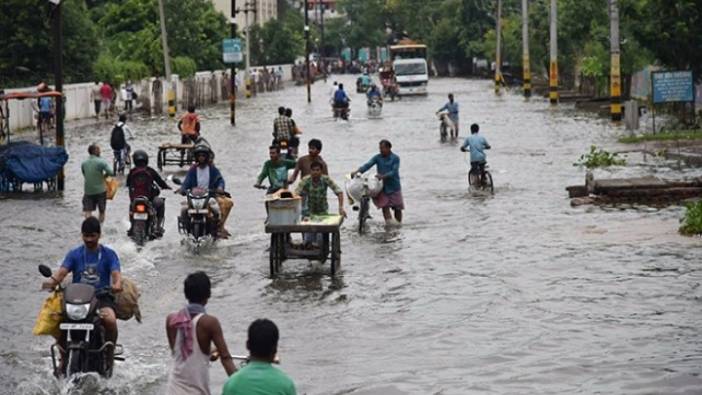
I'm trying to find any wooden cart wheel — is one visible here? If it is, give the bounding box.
[276,233,284,273]
[157,148,164,170]
[269,233,278,278]
[330,231,341,276]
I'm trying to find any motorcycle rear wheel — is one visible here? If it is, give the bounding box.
[132,221,146,246]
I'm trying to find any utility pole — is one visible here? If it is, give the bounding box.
[158,0,176,117]
[494,0,502,94]
[549,0,558,104]
[52,0,65,191]
[319,0,325,75]
[230,0,237,125]
[609,0,622,121]
[304,0,311,103]
[522,0,531,97]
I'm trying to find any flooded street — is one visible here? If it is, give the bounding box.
[2,77,702,394]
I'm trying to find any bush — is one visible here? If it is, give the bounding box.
[172,56,197,79]
[93,54,149,86]
[680,200,702,235]
[574,146,626,168]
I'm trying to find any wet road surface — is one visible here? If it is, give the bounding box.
[2,77,702,394]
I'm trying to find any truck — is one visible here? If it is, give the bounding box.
[389,42,428,96]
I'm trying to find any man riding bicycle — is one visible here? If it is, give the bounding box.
[460,123,491,185]
[110,114,134,172]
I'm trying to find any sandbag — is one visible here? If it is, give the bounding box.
[105,177,119,200]
[33,290,63,337]
[345,175,383,203]
[114,277,142,322]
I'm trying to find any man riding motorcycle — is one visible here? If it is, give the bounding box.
[126,150,171,237]
[333,84,351,112]
[366,84,383,106]
[41,217,122,376]
[177,145,233,239]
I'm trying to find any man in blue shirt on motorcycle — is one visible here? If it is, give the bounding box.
[41,217,123,372]
[366,84,382,106]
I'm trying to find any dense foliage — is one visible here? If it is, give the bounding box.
[330,0,697,88]
[0,0,227,87]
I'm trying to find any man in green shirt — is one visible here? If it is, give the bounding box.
[254,146,296,194]
[295,161,345,218]
[81,143,114,223]
[222,319,296,395]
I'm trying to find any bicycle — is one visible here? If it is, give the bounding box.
[468,163,494,194]
[113,147,131,175]
[346,173,372,234]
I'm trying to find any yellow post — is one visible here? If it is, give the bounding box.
[167,84,176,117]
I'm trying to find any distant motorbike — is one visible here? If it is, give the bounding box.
[367,97,382,117]
[173,178,220,253]
[38,264,123,378]
[129,196,158,246]
[356,78,370,94]
[277,139,296,160]
[333,105,350,121]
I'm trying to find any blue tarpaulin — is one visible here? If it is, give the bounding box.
[0,141,68,183]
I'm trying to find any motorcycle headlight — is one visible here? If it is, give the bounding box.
[66,303,90,320]
[192,198,207,210]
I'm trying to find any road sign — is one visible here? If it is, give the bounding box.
[223,38,243,64]
[652,71,694,104]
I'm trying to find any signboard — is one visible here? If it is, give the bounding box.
[358,48,369,62]
[652,71,694,104]
[378,47,389,63]
[341,48,352,62]
[223,38,243,64]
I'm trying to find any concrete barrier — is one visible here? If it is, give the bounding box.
[4,64,293,131]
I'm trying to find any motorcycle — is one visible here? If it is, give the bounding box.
[38,264,123,378]
[356,78,370,94]
[333,105,350,121]
[367,97,382,118]
[129,196,159,246]
[173,178,219,253]
[277,139,296,160]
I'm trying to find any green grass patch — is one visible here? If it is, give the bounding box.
[618,129,702,144]
[680,200,702,236]
[574,146,626,168]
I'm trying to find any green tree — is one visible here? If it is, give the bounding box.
[633,0,701,81]
[0,0,99,87]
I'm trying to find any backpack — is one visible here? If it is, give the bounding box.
[128,167,154,200]
[110,124,126,150]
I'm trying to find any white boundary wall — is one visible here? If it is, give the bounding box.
[5,64,293,131]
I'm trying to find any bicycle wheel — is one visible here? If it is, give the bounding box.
[440,124,447,142]
[468,169,479,188]
[484,171,494,194]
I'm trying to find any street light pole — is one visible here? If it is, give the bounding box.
[52,1,65,191]
[304,0,311,103]
[522,0,531,97]
[494,0,502,94]
[609,0,622,121]
[549,0,559,104]
[158,0,176,117]
[319,0,325,77]
[230,0,237,126]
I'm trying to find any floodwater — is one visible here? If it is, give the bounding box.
[2,77,702,395]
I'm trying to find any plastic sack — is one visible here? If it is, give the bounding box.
[105,177,119,200]
[33,291,63,337]
[345,175,383,203]
[115,277,141,322]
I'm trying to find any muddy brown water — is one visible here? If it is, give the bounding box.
[2,77,701,394]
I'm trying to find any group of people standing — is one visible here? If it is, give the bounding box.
[90,81,137,120]
[250,67,284,95]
